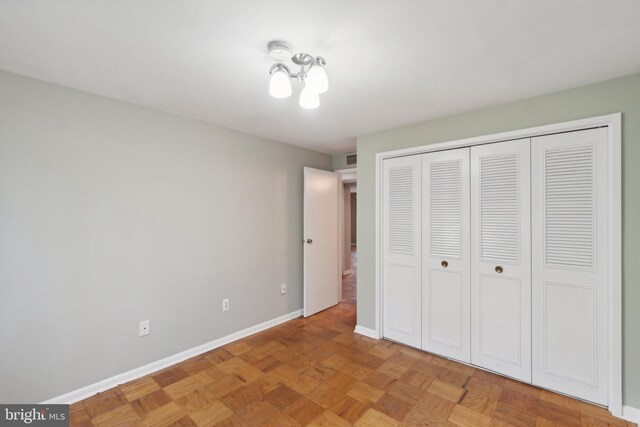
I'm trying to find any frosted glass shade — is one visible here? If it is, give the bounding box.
[299,85,320,109]
[269,69,292,98]
[306,64,328,94]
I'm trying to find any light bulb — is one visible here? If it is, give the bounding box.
[269,68,292,98]
[306,63,328,94]
[299,85,320,109]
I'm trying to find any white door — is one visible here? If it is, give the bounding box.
[531,128,609,405]
[303,167,340,317]
[421,148,471,362]
[471,139,531,382]
[382,155,422,348]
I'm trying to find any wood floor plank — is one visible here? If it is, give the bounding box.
[347,381,385,404]
[492,401,537,427]
[329,395,370,423]
[372,393,413,421]
[499,387,539,415]
[354,408,399,426]
[142,402,186,427]
[72,263,631,427]
[153,368,191,388]
[120,376,162,401]
[189,401,233,427]
[175,388,220,414]
[449,404,492,427]
[83,388,128,418]
[69,402,93,427]
[164,377,204,400]
[91,403,142,427]
[179,356,214,376]
[427,379,467,404]
[285,396,326,426]
[307,410,352,427]
[130,389,173,416]
[263,384,303,410]
[416,391,456,420]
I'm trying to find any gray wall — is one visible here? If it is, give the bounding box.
[356,73,640,407]
[332,153,355,171]
[0,70,332,403]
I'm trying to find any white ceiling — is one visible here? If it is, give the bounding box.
[1,1,639,154]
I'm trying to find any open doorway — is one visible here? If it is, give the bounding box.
[338,169,357,304]
[342,184,357,304]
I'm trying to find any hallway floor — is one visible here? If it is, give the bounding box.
[342,246,356,305]
[69,247,632,426]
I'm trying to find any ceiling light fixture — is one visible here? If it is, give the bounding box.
[267,40,328,110]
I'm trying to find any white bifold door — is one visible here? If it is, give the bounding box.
[382,126,611,405]
[531,128,609,405]
[470,139,531,382]
[382,155,422,348]
[421,148,471,363]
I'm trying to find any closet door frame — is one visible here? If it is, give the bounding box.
[374,113,621,417]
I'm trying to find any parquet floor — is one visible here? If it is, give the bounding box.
[70,249,634,426]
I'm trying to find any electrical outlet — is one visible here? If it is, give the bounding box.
[139,320,150,337]
[222,298,229,312]
[280,283,287,295]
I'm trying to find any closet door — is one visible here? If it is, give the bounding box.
[471,139,531,382]
[421,148,470,362]
[382,155,422,348]
[531,128,608,405]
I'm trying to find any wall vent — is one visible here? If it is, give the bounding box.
[346,153,357,166]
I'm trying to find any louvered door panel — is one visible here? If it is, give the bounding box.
[422,148,470,362]
[388,167,415,254]
[532,128,609,405]
[429,160,463,258]
[544,146,594,269]
[471,139,531,382]
[383,155,422,348]
[480,154,520,263]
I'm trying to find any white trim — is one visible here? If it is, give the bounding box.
[622,406,640,424]
[41,309,303,405]
[374,113,622,415]
[336,168,357,183]
[354,325,380,340]
[335,168,357,175]
[337,176,343,315]
[607,113,623,417]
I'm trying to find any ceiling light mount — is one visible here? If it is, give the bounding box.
[267,40,328,110]
[291,53,314,67]
[267,40,292,61]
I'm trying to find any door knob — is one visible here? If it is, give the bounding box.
[306,239,313,244]
[495,265,503,273]
[441,260,448,268]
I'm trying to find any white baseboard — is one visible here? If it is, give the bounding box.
[354,325,379,340]
[622,405,640,424]
[41,309,303,405]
